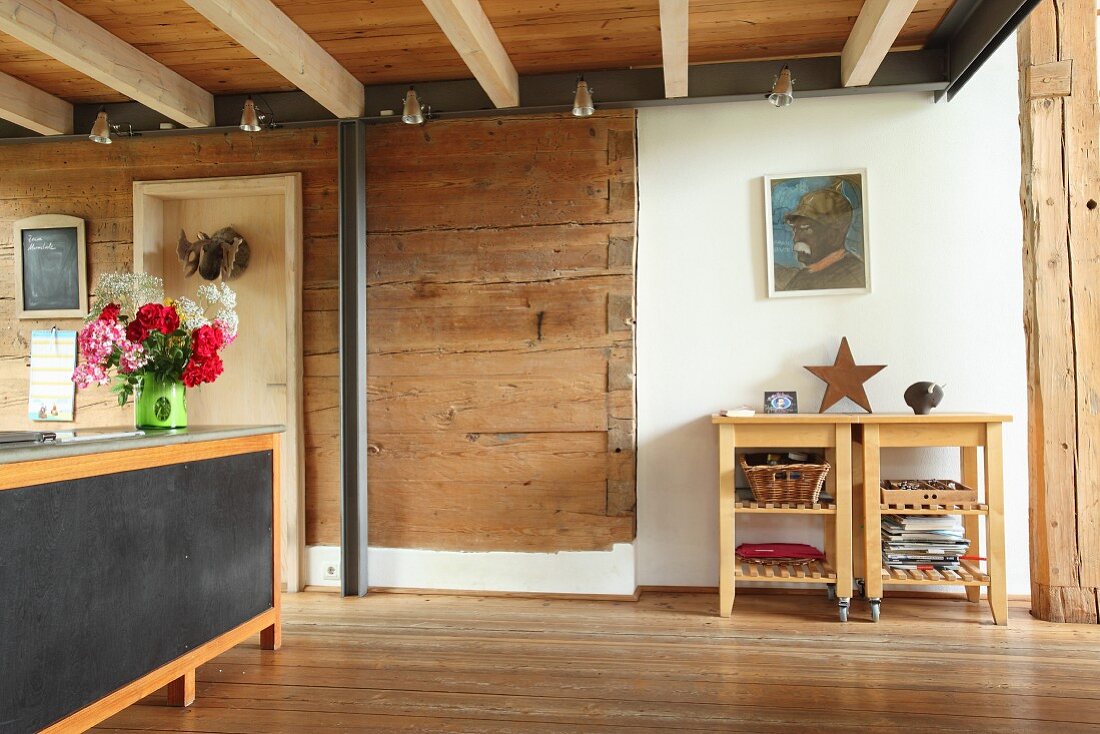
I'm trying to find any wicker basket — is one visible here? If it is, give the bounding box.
[740,456,831,504]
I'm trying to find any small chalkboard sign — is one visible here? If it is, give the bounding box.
[13,214,87,319]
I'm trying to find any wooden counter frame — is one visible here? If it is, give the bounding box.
[3,432,282,733]
[857,415,1010,626]
[714,415,856,619]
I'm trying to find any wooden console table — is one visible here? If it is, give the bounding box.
[856,414,1011,625]
[713,414,855,620]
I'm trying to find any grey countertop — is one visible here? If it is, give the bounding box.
[0,424,285,465]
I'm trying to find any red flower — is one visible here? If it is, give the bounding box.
[182,354,224,388]
[191,324,224,360]
[161,307,180,334]
[126,320,148,344]
[136,303,162,332]
[136,303,179,336]
[98,303,121,322]
[200,355,224,383]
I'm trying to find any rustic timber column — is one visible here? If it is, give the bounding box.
[1018,0,1100,623]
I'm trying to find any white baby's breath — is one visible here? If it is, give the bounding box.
[89,272,164,320]
[174,296,210,331]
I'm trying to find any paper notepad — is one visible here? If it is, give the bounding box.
[28,329,77,422]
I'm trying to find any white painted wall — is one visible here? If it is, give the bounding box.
[636,43,1031,594]
[306,543,637,595]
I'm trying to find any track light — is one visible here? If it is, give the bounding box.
[239,96,262,132]
[239,95,278,132]
[572,76,595,117]
[402,87,426,125]
[89,106,138,144]
[768,65,794,108]
[89,107,112,144]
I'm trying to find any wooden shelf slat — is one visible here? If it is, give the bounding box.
[735,559,837,584]
[880,502,988,515]
[881,563,989,586]
[736,500,837,514]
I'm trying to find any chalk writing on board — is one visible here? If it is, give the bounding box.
[21,228,80,311]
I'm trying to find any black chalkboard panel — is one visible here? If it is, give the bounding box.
[0,451,273,734]
[20,226,81,311]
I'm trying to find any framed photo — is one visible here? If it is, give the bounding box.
[764,391,798,414]
[764,169,870,298]
[13,214,88,319]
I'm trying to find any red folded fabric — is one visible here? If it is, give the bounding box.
[736,543,825,559]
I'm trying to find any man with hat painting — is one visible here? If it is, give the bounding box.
[777,179,866,292]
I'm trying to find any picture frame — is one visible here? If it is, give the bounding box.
[764,169,871,298]
[13,214,88,319]
[764,391,798,414]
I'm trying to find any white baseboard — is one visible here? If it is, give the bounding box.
[304,543,636,596]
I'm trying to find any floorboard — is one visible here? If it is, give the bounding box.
[91,591,1100,733]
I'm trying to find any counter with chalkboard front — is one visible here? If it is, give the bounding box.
[0,426,283,734]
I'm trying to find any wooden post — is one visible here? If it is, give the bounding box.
[1018,0,1100,623]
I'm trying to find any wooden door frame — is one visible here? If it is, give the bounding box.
[132,173,305,592]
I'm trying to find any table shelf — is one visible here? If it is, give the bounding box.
[736,499,837,514]
[880,502,988,515]
[881,560,990,586]
[736,559,837,582]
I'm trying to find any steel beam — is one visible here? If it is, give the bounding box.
[0,49,950,140]
[337,119,369,597]
[938,0,1043,101]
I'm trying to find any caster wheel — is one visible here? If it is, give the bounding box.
[826,584,837,601]
[870,600,881,623]
[838,599,850,623]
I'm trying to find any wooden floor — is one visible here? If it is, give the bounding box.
[91,591,1100,733]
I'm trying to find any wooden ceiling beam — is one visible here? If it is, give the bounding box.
[182,0,364,119]
[659,0,689,98]
[0,0,214,127]
[421,0,519,108]
[0,69,71,135]
[841,0,921,87]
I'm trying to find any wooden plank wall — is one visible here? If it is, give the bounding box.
[352,110,639,553]
[0,127,340,497]
[0,112,637,556]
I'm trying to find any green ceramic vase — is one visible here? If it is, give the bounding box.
[135,373,188,430]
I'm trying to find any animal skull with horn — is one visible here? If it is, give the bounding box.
[176,226,251,281]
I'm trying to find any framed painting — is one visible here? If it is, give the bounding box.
[764,169,870,298]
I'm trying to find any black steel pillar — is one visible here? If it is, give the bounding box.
[337,119,369,596]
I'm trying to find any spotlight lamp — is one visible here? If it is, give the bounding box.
[88,106,139,144]
[768,65,794,108]
[89,106,112,144]
[572,76,595,118]
[239,95,278,132]
[402,86,428,125]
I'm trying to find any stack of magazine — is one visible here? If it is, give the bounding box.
[882,515,969,571]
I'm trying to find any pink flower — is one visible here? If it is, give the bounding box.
[72,363,109,389]
[77,319,126,365]
[118,341,148,374]
[212,318,237,346]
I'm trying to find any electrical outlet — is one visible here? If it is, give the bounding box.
[323,564,339,581]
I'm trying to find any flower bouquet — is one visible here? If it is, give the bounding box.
[72,273,239,429]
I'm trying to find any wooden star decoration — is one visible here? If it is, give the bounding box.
[804,337,886,413]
